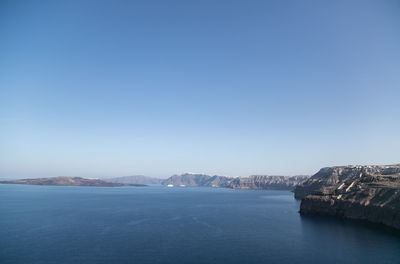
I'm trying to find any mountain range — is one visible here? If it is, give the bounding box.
[105,173,310,190]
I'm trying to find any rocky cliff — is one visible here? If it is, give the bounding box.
[161,173,232,187]
[228,175,309,190]
[294,165,400,230]
[162,173,309,190]
[0,176,145,187]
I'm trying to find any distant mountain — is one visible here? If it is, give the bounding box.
[161,173,309,190]
[104,175,162,185]
[161,173,232,187]
[0,174,309,190]
[0,176,146,187]
[294,164,400,230]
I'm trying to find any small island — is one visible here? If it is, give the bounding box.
[0,176,146,187]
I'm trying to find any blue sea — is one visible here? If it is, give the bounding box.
[1,184,399,264]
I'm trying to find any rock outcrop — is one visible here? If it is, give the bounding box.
[161,173,232,187]
[294,165,400,230]
[162,173,309,190]
[0,176,146,187]
[228,175,309,190]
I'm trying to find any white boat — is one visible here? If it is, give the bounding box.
[179,185,186,187]
[167,184,174,187]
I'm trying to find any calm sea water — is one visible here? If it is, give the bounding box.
[0,185,399,264]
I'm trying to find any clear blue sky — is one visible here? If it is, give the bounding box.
[1,0,399,178]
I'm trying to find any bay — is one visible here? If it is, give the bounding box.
[1,185,399,264]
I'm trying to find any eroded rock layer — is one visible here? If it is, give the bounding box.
[294,165,400,229]
[228,175,309,190]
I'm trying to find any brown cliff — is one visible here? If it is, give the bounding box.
[294,165,400,230]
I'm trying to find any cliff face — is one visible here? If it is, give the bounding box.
[228,175,309,190]
[0,176,142,187]
[162,173,309,190]
[294,165,400,230]
[161,173,231,187]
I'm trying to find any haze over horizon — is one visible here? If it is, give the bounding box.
[1,0,400,179]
